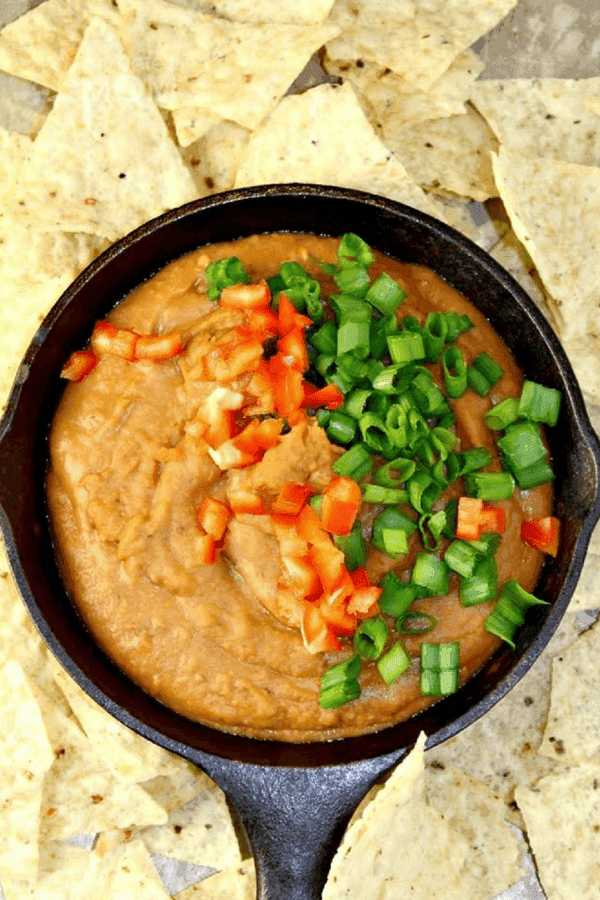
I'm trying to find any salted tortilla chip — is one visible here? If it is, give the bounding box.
[381,107,499,201]
[324,49,485,125]
[0,70,51,136]
[173,859,256,899]
[0,0,121,92]
[109,838,171,900]
[37,694,168,841]
[538,619,600,764]
[515,763,600,900]
[488,239,554,324]
[36,843,105,900]
[0,661,54,900]
[560,333,600,407]
[325,0,516,92]
[51,664,198,786]
[2,17,198,240]
[119,0,340,130]
[172,109,223,149]
[492,147,600,342]
[181,121,251,195]
[167,0,336,25]
[426,609,586,824]
[0,126,31,192]
[469,76,600,165]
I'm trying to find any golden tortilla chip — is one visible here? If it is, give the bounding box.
[173,859,256,899]
[492,147,600,342]
[119,0,340,130]
[0,70,51,136]
[0,0,121,91]
[538,618,600,765]
[172,109,223,150]
[515,763,600,900]
[470,76,600,165]
[109,838,172,900]
[325,0,516,92]
[0,126,31,192]
[2,17,198,240]
[0,661,55,900]
[324,49,484,125]
[181,121,251,195]
[560,334,600,407]
[167,0,336,25]
[36,842,106,900]
[381,107,499,201]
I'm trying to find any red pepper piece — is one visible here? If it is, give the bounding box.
[245,307,279,337]
[278,328,309,373]
[456,496,484,541]
[480,503,507,535]
[279,555,321,601]
[274,367,304,418]
[271,482,315,517]
[308,540,347,594]
[135,331,183,361]
[196,497,231,541]
[61,349,97,382]
[296,505,329,546]
[91,321,138,361]
[301,603,341,654]
[347,586,382,619]
[205,408,236,449]
[278,292,312,337]
[521,516,560,555]
[220,280,271,309]
[321,477,362,536]
[318,595,357,636]
[301,382,345,410]
[350,567,371,590]
[196,531,216,565]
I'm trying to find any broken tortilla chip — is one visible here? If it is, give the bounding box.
[167,0,336,25]
[173,859,256,899]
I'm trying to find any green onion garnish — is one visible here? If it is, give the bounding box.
[333,443,374,480]
[365,272,406,316]
[319,653,362,708]
[377,642,411,685]
[442,345,468,399]
[387,331,426,366]
[518,380,562,427]
[459,555,498,607]
[361,484,409,505]
[354,616,389,660]
[484,580,548,649]
[310,320,338,355]
[444,539,481,578]
[326,410,357,445]
[467,353,504,396]
[205,256,250,300]
[420,641,460,696]
[397,611,438,635]
[483,397,520,430]
[378,573,417,618]
[337,232,375,269]
[334,524,367,571]
[372,507,417,556]
[464,471,515,501]
[411,553,450,598]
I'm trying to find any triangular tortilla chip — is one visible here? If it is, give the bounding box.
[173,859,256,899]
[0,0,121,91]
[2,17,198,240]
[470,76,600,165]
[167,0,336,25]
[119,0,340,130]
[325,0,516,92]
[109,839,172,900]
[492,147,600,341]
[515,763,600,900]
[0,126,31,192]
[0,70,51,136]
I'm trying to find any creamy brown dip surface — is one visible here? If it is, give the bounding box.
[47,233,552,741]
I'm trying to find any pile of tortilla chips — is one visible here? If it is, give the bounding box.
[1,0,600,898]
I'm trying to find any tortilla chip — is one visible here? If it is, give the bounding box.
[325,0,516,92]
[167,0,336,25]
[0,126,31,192]
[173,859,256,899]
[0,70,51,137]
[515,763,600,900]
[0,0,121,92]
[0,661,54,900]
[538,619,600,765]
[172,109,223,149]
[181,121,251,195]
[324,49,485,125]
[426,609,586,824]
[36,842,105,900]
[109,838,172,900]
[488,238,554,323]
[469,76,600,165]
[2,17,198,240]
[492,147,600,342]
[119,0,340,130]
[381,107,499,201]
[36,694,168,841]
[560,333,600,407]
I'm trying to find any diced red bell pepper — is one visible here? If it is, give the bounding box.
[229,490,265,515]
[347,586,382,619]
[278,292,312,337]
[274,367,304,418]
[91,321,138,361]
[205,408,235,449]
[296,505,328,546]
[220,280,271,309]
[61,349,97,382]
[321,477,362,536]
[456,496,484,541]
[280,555,321,601]
[204,338,264,382]
[271,482,315,517]
[246,307,279,337]
[318,595,357,636]
[301,603,341,654]
[301,382,345,410]
[135,331,183,361]
[308,540,347,594]
[287,409,309,427]
[278,328,309,373]
[350,567,371,590]
[479,503,507,535]
[252,417,284,450]
[207,439,257,470]
[244,367,276,415]
[196,531,216,565]
[196,497,232,541]
[521,516,560,555]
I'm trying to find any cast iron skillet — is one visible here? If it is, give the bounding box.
[1,185,600,899]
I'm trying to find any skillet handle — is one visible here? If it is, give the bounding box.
[196,749,408,900]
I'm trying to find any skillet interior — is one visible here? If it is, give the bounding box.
[1,184,599,769]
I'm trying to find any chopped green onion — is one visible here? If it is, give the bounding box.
[497,421,547,469]
[467,532,502,557]
[319,678,361,709]
[333,444,374,480]
[326,410,357,445]
[371,363,417,395]
[457,447,493,475]
[310,320,338,355]
[372,507,417,555]
[510,459,555,490]
[444,312,474,343]
[362,484,409,505]
[460,555,498,607]
[397,611,438,635]
[315,353,336,378]
[464,471,515,501]
[420,641,460,695]
[484,580,548,649]
[334,263,371,298]
[334,524,367,571]
[423,311,448,362]
[354,616,388,660]
[381,527,409,556]
[316,408,331,428]
[205,256,250,300]
[379,573,417,618]
[410,370,448,418]
[429,427,458,461]
[419,506,454,551]
[467,353,504,396]
[407,469,443,514]
[358,412,396,456]
[370,314,399,360]
[337,318,371,359]
[320,653,362,691]
[518,380,562,426]
[387,331,426,365]
[374,457,416,488]
[337,232,374,269]
[483,397,520,430]
[444,539,481,578]
[411,553,449,597]
[442,345,468,399]
[365,272,406,316]
[377,642,411,684]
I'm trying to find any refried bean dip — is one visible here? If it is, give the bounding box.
[47,233,558,741]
